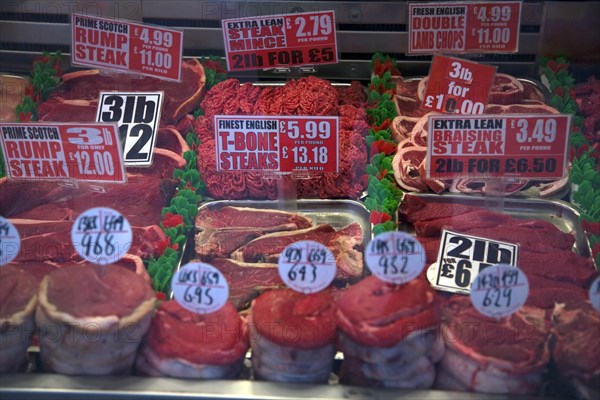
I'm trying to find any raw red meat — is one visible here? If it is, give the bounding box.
[154,127,190,156]
[126,148,186,178]
[136,300,248,379]
[398,194,479,223]
[488,73,525,104]
[436,296,551,394]
[231,223,364,279]
[195,206,312,231]
[0,265,37,372]
[36,264,155,375]
[250,289,337,383]
[461,224,575,252]
[336,276,438,348]
[205,258,284,310]
[38,58,205,125]
[413,209,512,237]
[551,301,600,400]
[518,250,596,287]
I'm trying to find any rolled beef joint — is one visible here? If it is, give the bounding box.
[335,276,442,389]
[250,289,337,383]
[136,300,248,379]
[0,265,38,372]
[36,264,155,375]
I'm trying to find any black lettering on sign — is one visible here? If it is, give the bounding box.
[447,236,472,259]
[125,124,152,160]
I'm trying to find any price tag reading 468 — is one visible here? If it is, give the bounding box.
[278,240,336,293]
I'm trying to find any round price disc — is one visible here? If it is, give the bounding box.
[470,264,529,319]
[589,275,600,313]
[171,262,229,314]
[278,240,336,294]
[0,217,20,266]
[71,207,132,265]
[365,232,425,285]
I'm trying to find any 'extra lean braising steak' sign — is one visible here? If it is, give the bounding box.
[222,10,338,71]
[71,13,183,81]
[426,114,571,180]
[408,1,522,54]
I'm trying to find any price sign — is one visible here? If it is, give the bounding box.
[422,55,496,115]
[222,10,337,71]
[71,207,132,265]
[215,115,339,173]
[470,264,529,319]
[71,13,182,81]
[429,230,518,294]
[96,92,163,166]
[0,217,20,266]
[278,240,336,293]
[366,232,425,285]
[426,114,571,180]
[590,275,600,313]
[408,2,521,54]
[0,123,126,183]
[172,262,229,314]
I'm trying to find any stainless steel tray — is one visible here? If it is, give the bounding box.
[405,193,592,259]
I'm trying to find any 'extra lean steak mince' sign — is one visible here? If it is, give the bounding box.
[222,10,338,71]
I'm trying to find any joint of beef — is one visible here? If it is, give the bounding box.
[0,266,38,372]
[136,300,248,379]
[36,264,155,375]
[250,290,337,383]
[551,301,600,400]
[436,296,551,394]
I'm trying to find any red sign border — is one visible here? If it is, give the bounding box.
[71,12,183,82]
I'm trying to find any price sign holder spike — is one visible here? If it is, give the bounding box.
[277,177,299,214]
[482,178,509,215]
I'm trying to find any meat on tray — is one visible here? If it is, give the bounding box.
[195,77,368,200]
[336,276,443,389]
[435,296,551,395]
[198,258,284,311]
[250,289,337,383]
[551,301,600,400]
[37,58,206,128]
[36,264,155,375]
[0,265,37,373]
[136,300,248,379]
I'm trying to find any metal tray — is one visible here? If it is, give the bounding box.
[403,193,592,259]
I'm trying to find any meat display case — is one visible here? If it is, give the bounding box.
[1,1,599,399]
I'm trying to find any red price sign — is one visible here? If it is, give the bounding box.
[0,123,126,183]
[214,115,338,174]
[71,13,182,81]
[222,10,337,71]
[422,55,496,115]
[409,1,521,54]
[426,114,571,180]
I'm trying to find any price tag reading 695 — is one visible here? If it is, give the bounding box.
[172,262,229,314]
[278,240,336,293]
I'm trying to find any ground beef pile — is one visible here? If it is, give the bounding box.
[195,77,368,200]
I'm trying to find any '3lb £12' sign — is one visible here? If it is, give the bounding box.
[96,92,164,166]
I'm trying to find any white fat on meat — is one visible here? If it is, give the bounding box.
[136,345,243,379]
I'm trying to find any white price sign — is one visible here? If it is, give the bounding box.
[366,232,425,285]
[590,275,600,313]
[278,240,336,293]
[470,264,529,319]
[0,217,20,266]
[171,262,229,314]
[71,207,132,265]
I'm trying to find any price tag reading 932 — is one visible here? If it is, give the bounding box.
[366,232,425,285]
[470,264,529,319]
[222,10,337,71]
[172,262,229,314]
[72,13,182,81]
[0,123,126,183]
[71,207,132,265]
[0,217,20,266]
[278,240,336,294]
